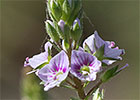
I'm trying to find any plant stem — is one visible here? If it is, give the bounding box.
[85,80,102,98]
[73,77,86,100]
[65,80,77,89]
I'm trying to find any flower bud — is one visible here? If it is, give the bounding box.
[45,20,59,42]
[92,88,104,100]
[58,20,65,32]
[67,0,82,25]
[71,18,82,41]
[50,0,62,21]
[56,20,65,39]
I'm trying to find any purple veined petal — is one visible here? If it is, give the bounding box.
[37,51,69,91]
[71,50,101,81]
[44,80,60,91]
[49,51,69,71]
[44,39,53,52]
[83,34,96,54]
[94,31,106,49]
[104,45,125,59]
[102,59,116,65]
[58,20,65,32]
[27,52,48,69]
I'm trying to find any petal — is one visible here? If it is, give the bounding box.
[44,80,60,91]
[104,45,125,59]
[28,52,48,69]
[83,34,96,53]
[94,31,105,49]
[102,60,116,65]
[49,50,69,72]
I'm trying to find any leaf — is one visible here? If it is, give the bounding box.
[35,62,49,70]
[101,65,118,82]
[94,45,105,60]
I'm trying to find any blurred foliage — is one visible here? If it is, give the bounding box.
[21,68,48,100]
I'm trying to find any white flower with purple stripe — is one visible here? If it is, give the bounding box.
[83,31,125,65]
[24,40,52,69]
[37,51,69,91]
[71,50,101,82]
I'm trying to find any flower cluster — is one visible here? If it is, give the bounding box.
[24,0,128,100]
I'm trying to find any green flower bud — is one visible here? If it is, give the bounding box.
[50,0,62,21]
[45,20,60,42]
[92,88,104,100]
[67,0,82,25]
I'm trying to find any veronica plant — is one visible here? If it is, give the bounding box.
[24,0,128,100]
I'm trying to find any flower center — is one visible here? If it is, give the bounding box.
[80,66,90,76]
[54,71,63,81]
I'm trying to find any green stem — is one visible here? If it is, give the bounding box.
[73,77,86,100]
[85,80,102,99]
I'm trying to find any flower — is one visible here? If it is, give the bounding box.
[37,51,69,91]
[24,40,52,69]
[83,31,125,65]
[71,50,101,81]
[58,20,65,33]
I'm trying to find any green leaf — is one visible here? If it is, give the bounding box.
[101,65,119,82]
[45,21,60,42]
[51,1,62,21]
[54,21,64,39]
[94,45,105,61]
[84,43,92,54]
[35,62,49,70]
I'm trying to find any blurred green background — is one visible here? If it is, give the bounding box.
[0,0,139,100]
